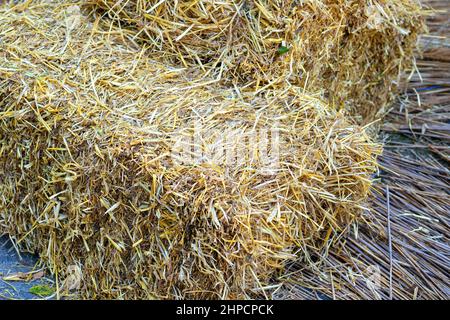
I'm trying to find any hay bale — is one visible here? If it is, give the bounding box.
[0,1,380,298]
[88,0,425,123]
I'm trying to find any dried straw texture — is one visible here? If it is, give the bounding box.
[275,1,450,299]
[0,1,380,299]
[88,0,425,123]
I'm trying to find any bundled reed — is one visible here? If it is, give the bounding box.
[88,0,426,123]
[0,1,380,298]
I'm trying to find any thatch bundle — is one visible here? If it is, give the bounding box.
[0,1,380,298]
[88,0,425,122]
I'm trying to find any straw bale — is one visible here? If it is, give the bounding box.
[88,0,426,123]
[0,1,380,298]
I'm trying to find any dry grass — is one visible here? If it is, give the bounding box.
[87,0,426,123]
[0,1,380,299]
[276,0,450,299]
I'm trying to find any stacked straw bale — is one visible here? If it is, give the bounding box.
[88,0,425,123]
[0,1,380,298]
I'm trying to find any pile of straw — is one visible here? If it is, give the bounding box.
[0,1,380,298]
[88,0,425,123]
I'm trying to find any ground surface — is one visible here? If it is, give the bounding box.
[0,236,54,299]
